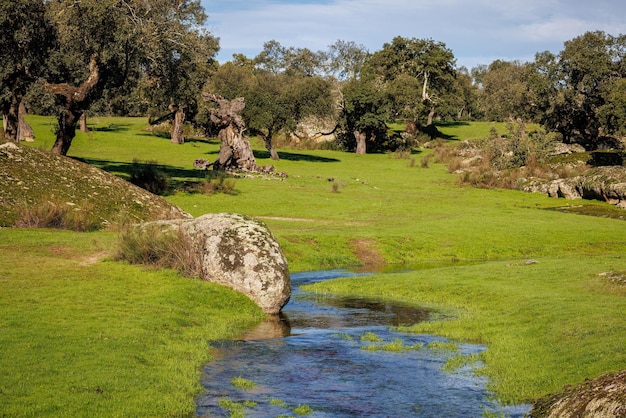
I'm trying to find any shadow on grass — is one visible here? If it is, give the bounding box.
[89,124,132,133]
[75,157,211,195]
[254,150,340,163]
[136,133,217,145]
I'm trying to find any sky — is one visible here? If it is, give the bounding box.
[201,0,626,70]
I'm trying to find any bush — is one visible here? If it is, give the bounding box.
[16,199,101,231]
[116,223,203,279]
[129,159,169,195]
[203,172,236,195]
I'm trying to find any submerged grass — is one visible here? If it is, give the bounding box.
[7,116,626,411]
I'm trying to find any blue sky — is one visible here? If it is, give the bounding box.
[201,0,626,69]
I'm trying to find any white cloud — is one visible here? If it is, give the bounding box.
[204,0,626,68]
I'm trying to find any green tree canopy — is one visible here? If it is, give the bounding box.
[532,31,626,148]
[365,36,456,125]
[0,0,218,155]
[0,0,54,142]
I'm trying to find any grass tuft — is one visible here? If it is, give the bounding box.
[115,223,203,279]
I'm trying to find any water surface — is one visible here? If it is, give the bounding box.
[196,270,531,417]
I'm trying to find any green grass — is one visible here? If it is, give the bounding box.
[0,228,264,417]
[9,115,626,410]
[304,255,626,404]
[436,121,541,140]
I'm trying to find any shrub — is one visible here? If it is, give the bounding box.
[129,159,169,195]
[203,172,236,195]
[116,223,203,279]
[16,199,101,231]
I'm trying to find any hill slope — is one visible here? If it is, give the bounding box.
[0,142,189,229]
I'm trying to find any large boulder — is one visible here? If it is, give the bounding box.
[158,213,290,314]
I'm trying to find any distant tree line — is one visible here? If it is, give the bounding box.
[2,1,625,156]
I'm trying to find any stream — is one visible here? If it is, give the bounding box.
[195,270,532,417]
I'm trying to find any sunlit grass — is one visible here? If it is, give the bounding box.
[0,228,265,417]
[304,255,626,404]
[12,115,626,410]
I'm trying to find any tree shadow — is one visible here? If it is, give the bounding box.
[254,150,340,163]
[135,132,217,144]
[74,157,211,195]
[89,124,132,132]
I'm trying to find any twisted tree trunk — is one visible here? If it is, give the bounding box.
[203,93,257,171]
[44,55,100,156]
[170,104,185,144]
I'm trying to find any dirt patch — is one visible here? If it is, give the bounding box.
[348,238,385,267]
[78,252,111,266]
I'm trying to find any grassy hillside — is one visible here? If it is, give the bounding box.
[2,115,625,411]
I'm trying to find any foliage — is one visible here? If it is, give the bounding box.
[473,60,538,122]
[203,61,334,158]
[0,0,54,141]
[129,159,170,195]
[337,77,390,153]
[531,31,626,148]
[365,36,457,124]
[1,0,218,154]
[203,172,237,195]
[15,198,101,232]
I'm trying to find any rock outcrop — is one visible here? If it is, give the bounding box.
[522,167,626,209]
[153,213,291,314]
[530,370,626,418]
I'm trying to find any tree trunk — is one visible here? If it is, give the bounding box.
[18,102,34,142]
[354,130,367,154]
[3,96,20,142]
[263,133,280,160]
[79,112,88,133]
[204,94,258,171]
[51,109,81,155]
[45,54,100,156]
[427,108,435,126]
[170,105,185,144]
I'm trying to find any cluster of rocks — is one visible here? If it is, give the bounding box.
[193,158,287,179]
[522,166,626,209]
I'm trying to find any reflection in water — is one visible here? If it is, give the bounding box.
[196,270,531,417]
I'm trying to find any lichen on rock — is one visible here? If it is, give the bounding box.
[148,213,291,314]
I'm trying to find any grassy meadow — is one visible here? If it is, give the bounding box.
[1,115,625,413]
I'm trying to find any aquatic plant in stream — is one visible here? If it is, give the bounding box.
[361,337,424,352]
[294,403,313,415]
[231,376,257,390]
[217,398,257,417]
[427,340,460,353]
[360,331,384,342]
